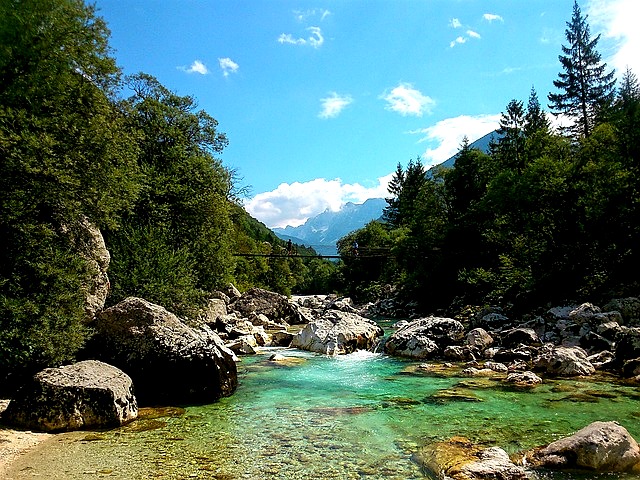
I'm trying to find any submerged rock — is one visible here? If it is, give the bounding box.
[524,421,640,473]
[414,436,528,479]
[290,310,383,355]
[4,360,137,432]
[505,371,543,387]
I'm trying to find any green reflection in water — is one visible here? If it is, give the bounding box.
[6,347,640,479]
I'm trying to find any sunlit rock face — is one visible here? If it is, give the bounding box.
[291,310,384,355]
[4,360,137,432]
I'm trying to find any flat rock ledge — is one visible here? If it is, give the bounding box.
[414,436,528,480]
[3,360,137,432]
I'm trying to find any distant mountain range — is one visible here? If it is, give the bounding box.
[273,198,386,256]
[273,130,499,255]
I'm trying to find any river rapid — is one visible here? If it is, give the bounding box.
[5,323,640,480]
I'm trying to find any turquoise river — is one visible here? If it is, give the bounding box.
[5,322,640,479]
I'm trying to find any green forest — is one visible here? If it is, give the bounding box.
[0,0,335,386]
[338,3,640,315]
[1,0,639,387]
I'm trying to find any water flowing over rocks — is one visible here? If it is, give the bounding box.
[384,317,465,359]
[290,310,384,355]
[87,297,237,405]
[524,421,640,473]
[414,436,528,480]
[3,360,137,432]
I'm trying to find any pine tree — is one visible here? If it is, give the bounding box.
[525,86,550,136]
[548,0,616,138]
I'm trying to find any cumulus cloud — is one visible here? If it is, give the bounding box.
[467,30,481,39]
[179,60,209,75]
[278,26,324,48]
[218,57,239,77]
[483,13,504,22]
[587,0,640,75]
[319,92,353,119]
[244,176,392,228]
[381,83,435,117]
[450,18,462,28]
[410,114,501,167]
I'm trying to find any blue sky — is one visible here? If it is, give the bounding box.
[95,0,638,228]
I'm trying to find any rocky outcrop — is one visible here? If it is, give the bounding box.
[3,360,137,432]
[63,217,111,322]
[414,436,528,480]
[525,421,640,473]
[385,317,465,359]
[533,344,595,376]
[88,297,237,405]
[604,297,640,325]
[290,310,383,355]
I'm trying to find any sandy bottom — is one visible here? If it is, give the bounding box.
[0,400,52,478]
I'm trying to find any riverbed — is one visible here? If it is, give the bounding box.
[4,344,640,479]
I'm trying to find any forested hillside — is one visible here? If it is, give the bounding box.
[0,0,337,386]
[337,2,640,314]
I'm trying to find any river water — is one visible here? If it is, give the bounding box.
[6,331,640,479]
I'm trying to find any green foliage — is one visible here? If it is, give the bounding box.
[104,73,234,314]
[0,0,139,384]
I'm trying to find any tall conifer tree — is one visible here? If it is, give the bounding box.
[548,0,616,138]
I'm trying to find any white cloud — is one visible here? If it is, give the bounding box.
[410,114,501,167]
[278,26,324,48]
[483,13,504,22]
[587,0,640,76]
[294,9,331,22]
[218,57,239,77]
[319,92,353,119]
[381,83,435,117]
[450,36,467,48]
[179,60,209,75]
[450,18,462,29]
[467,30,481,39]
[244,176,392,228]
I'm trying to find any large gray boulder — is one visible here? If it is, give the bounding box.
[231,287,306,324]
[290,310,383,355]
[533,344,595,376]
[414,437,528,480]
[4,360,137,432]
[385,317,465,359]
[88,297,237,405]
[615,327,640,364]
[525,421,640,472]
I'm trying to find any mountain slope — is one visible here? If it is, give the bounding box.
[273,198,386,254]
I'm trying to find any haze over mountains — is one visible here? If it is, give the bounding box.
[273,131,499,254]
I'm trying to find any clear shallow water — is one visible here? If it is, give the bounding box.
[6,342,640,479]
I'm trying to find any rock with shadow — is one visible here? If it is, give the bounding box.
[3,360,137,432]
[86,297,237,405]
